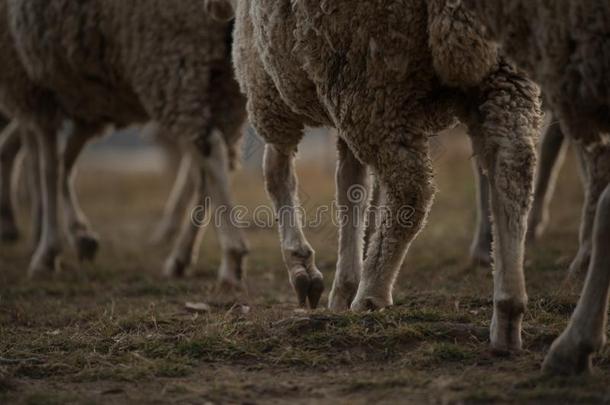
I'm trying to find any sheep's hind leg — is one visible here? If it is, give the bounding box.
[151,152,196,245]
[198,131,248,291]
[28,125,62,277]
[264,143,324,309]
[351,135,434,311]
[163,154,205,278]
[527,121,567,242]
[543,184,610,375]
[166,131,249,292]
[328,138,369,310]
[61,124,100,262]
[0,121,21,242]
[469,67,539,354]
[568,143,610,277]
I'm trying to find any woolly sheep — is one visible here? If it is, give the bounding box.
[228,0,541,355]
[452,0,610,376]
[0,0,249,288]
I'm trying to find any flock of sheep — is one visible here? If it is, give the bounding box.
[0,0,608,379]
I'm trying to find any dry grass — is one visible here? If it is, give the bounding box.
[1,140,609,404]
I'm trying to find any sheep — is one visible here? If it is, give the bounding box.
[449,0,610,375]
[227,0,541,354]
[0,0,249,289]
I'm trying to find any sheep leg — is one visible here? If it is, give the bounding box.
[20,129,42,246]
[486,153,532,354]
[196,130,248,289]
[264,143,324,309]
[470,158,493,267]
[543,185,610,375]
[61,125,99,262]
[203,134,248,290]
[28,129,61,277]
[151,152,196,245]
[568,143,610,277]
[527,122,567,242]
[351,137,434,311]
[0,121,21,242]
[470,67,539,353]
[474,136,536,353]
[163,155,206,278]
[328,138,369,311]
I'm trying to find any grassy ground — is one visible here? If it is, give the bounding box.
[1,139,609,404]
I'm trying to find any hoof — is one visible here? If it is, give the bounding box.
[163,256,188,278]
[75,233,99,262]
[308,276,324,309]
[291,268,324,309]
[350,294,392,312]
[542,332,595,376]
[490,301,524,355]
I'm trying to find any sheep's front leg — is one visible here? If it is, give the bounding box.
[351,137,434,311]
[328,138,369,310]
[543,185,610,375]
[527,121,567,242]
[470,159,493,267]
[151,152,196,245]
[0,121,21,242]
[28,129,61,277]
[264,144,324,309]
[568,143,610,276]
[61,125,99,262]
